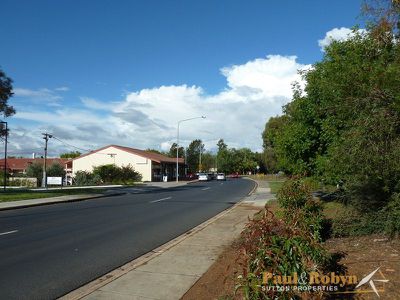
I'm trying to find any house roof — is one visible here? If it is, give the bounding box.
[0,158,69,171]
[74,145,185,164]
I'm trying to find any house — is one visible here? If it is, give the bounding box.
[0,158,68,175]
[71,145,185,182]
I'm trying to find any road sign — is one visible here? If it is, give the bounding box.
[47,177,62,185]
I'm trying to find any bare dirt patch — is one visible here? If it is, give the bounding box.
[181,234,400,300]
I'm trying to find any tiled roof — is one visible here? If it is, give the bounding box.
[0,158,69,171]
[74,145,185,164]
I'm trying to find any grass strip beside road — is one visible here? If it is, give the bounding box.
[0,188,105,202]
[267,181,284,194]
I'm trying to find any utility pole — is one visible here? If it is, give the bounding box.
[42,133,53,188]
[1,121,7,191]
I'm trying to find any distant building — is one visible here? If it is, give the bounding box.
[70,145,185,182]
[0,158,68,175]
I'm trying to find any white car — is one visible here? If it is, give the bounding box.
[198,173,210,181]
[216,173,226,181]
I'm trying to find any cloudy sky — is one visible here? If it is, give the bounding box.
[1,0,364,157]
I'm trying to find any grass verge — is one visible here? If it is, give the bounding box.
[0,188,105,202]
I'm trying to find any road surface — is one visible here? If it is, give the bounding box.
[0,178,254,299]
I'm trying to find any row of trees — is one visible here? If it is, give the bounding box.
[148,139,262,174]
[262,1,400,233]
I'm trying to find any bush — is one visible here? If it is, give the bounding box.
[385,193,400,237]
[88,164,142,185]
[26,162,43,186]
[277,178,324,241]
[74,171,101,186]
[237,209,328,300]
[47,163,66,177]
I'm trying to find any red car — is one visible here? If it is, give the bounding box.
[229,172,239,178]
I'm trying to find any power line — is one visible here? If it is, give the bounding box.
[51,136,92,153]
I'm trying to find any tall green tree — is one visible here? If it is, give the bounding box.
[168,143,184,158]
[0,68,15,137]
[216,139,229,172]
[47,163,66,177]
[186,139,204,172]
[60,151,81,159]
[268,10,400,214]
[26,162,43,186]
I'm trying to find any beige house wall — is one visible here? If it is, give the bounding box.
[72,146,152,181]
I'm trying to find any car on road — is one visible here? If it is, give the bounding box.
[216,173,226,181]
[229,172,239,178]
[198,173,211,181]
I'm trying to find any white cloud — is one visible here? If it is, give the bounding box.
[10,55,308,155]
[81,97,116,110]
[13,87,64,106]
[55,86,70,92]
[318,27,367,51]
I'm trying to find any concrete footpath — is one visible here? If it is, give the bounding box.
[0,181,195,211]
[61,180,275,300]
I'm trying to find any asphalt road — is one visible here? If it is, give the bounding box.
[0,178,254,300]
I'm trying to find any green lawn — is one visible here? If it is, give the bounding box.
[267,181,285,194]
[0,188,105,202]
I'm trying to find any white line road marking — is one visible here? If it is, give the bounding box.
[201,187,211,191]
[0,230,18,236]
[150,197,172,203]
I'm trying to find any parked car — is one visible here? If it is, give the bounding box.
[229,172,239,178]
[198,173,210,181]
[216,173,226,181]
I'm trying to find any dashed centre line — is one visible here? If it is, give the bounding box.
[201,187,211,191]
[0,230,18,236]
[149,197,172,203]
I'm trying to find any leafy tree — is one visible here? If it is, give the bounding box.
[0,68,16,137]
[186,139,204,172]
[168,143,184,158]
[217,139,227,152]
[262,116,288,173]
[200,152,216,171]
[47,163,66,177]
[216,139,229,172]
[26,162,43,186]
[267,6,400,233]
[60,151,81,159]
[145,148,167,155]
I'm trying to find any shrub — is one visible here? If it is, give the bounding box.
[277,178,324,241]
[93,164,121,183]
[237,209,328,300]
[330,206,387,237]
[47,163,66,177]
[91,164,142,184]
[74,171,101,186]
[277,178,312,210]
[119,164,142,183]
[384,193,400,237]
[26,162,43,186]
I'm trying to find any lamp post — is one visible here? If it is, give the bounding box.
[1,121,7,192]
[176,116,206,182]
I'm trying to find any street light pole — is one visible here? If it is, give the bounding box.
[1,121,7,191]
[176,116,206,182]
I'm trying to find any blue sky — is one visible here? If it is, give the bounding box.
[1,0,364,156]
